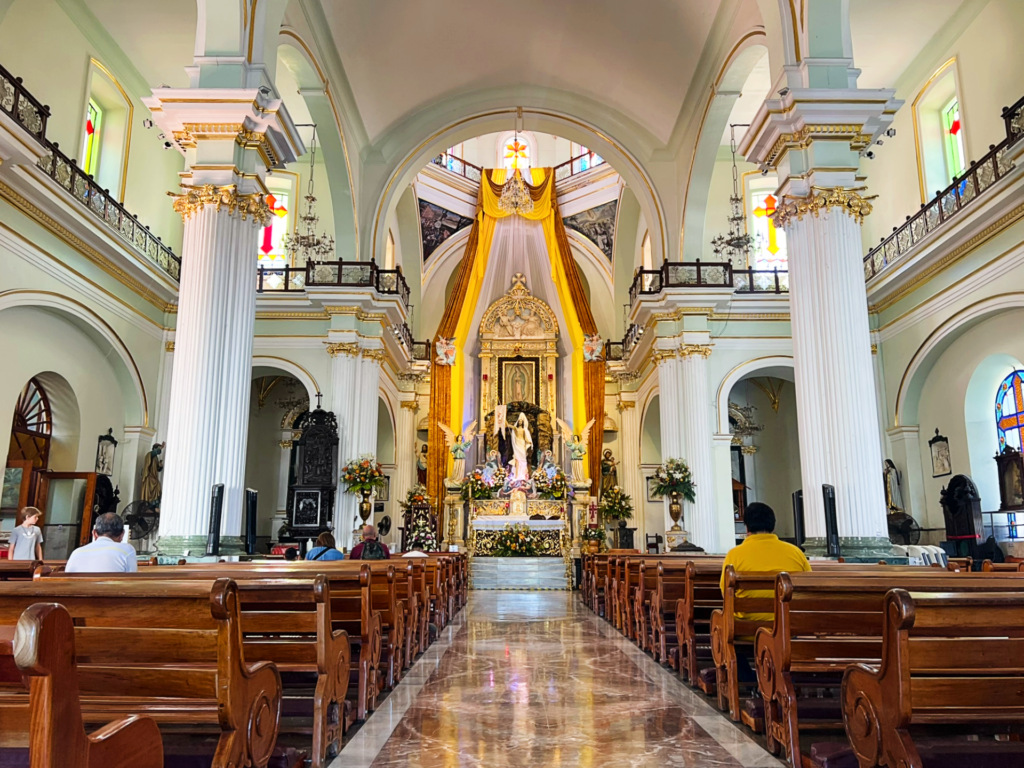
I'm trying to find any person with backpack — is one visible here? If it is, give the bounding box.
[306,531,345,561]
[350,524,391,560]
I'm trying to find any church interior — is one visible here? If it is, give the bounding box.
[1,0,1024,765]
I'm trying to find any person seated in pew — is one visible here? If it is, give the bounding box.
[284,546,299,561]
[350,524,391,560]
[720,502,810,681]
[65,513,139,573]
[9,506,43,560]
[306,531,345,561]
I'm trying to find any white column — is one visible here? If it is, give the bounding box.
[887,426,927,522]
[783,204,888,545]
[617,399,644,543]
[713,433,736,550]
[160,197,264,546]
[328,342,361,548]
[656,350,684,537]
[394,399,419,510]
[679,345,719,553]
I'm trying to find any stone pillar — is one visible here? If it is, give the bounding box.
[678,345,719,553]
[271,429,297,540]
[712,433,737,550]
[158,190,267,553]
[393,399,419,514]
[616,398,644,544]
[655,349,684,540]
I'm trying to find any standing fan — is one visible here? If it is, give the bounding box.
[887,512,921,546]
[123,500,160,540]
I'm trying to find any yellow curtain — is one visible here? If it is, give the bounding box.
[479,168,555,220]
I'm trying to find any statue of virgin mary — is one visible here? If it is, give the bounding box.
[509,413,534,483]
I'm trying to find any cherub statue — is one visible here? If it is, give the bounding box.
[555,417,596,485]
[438,420,478,483]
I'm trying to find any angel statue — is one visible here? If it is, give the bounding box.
[435,337,456,367]
[438,420,477,483]
[555,417,596,485]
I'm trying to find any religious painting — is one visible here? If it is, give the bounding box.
[996,449,1024,511]
[562,200,618,261]
[929,428,952,478]
[293,490,321,528]
[376,476,390,502]
[646,476,660,503]
[94,429,117,476]
[418,199,474,260]
[499,358,538,406]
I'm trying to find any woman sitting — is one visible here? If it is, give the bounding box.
[306,531,345,561]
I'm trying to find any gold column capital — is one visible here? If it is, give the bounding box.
[772,186,874,228]
[678,344,713,359]
[169,184,270,226]
[165,341,175,353]
[400,400,420,411]
[653,349,677,365]
[326,341,360,357]
[362,348,386,362]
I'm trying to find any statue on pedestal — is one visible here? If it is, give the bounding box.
[140,443,164,505]
[439,421,478,484]
[556,417,595,485]
[600,449,619,500]
[502,412,534,485]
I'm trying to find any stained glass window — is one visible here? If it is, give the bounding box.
[996,370,1024,452]
[257,191,290,270]
[503,137,530,171]
[750,189,787,271]
[943,98,966,182]
[570,143,604,174]
[82,100,101,177]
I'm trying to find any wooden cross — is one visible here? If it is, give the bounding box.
[753,194,780,255]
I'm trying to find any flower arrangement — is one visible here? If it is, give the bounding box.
[580,527,606,543]
[599,485,634,521]
[406,513,439,552]
[492,522,539,557]
[460,468,497,502]
[650,458,696,502]
[342,454,387,495]
[532,465,573,500]
[400,484,429,511]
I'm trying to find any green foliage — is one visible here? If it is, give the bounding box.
[491,523,540,557]
[650,458,696,502]
[599,485,634,521]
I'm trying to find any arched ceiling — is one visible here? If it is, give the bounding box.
[320,0,725,145]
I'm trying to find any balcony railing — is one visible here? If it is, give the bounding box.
[864,94,1024,281]
[605,323,646,363]
[411,340,431,362]
[257,259,412,311]
[1,61,181,282]
[629,260,788,306]
[553,150,606,182]
[430,152,483,182]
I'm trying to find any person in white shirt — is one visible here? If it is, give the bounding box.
[65,512,138,573]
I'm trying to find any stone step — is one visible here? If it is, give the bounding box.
[470,557,568,590]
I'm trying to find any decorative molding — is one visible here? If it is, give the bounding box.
[279,440,293,449]
[653,350,677,365]
[256,310,329,320]
[773,187,874,228]
[609,369,642,383]
[325,342,359,357]
[361,348,386,362]
[169,184,270,225]
[678,344,713,359]
[398,371,429,385]
[400,400,420,410]
[870,343,878,355]
[165,341,175,353]
[616,400,637,411]
[764,124,872,168]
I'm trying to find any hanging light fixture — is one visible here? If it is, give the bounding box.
[710,124,755,265]
[497,107,534,215]
[283,125,335,266]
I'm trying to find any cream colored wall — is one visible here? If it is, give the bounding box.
[243,382,289,538]
[0,0,185,253]
[702,152,759,261]
[450,132,578,169]
[864,0,1024,247]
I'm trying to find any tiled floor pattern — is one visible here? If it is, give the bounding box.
[330,591,782,767]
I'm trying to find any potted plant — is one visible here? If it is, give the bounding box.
[580,526,606,554]
[650,458,696,532]
[342,454,387,524]
[600,485,634,524]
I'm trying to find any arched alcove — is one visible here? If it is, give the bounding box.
[377,397,396,465]
[32,372,81,473]
[640,395,662,465]
[965,353,1024,511]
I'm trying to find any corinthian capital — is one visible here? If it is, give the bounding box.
[678,344,713,359]
[169,184,270,226]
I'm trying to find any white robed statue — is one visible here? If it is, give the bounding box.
[505,413,534,483]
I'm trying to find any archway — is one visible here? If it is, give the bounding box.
[965,353,1024,512]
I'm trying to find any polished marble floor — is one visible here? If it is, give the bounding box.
[331,592,782,768]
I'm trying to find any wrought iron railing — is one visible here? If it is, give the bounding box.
[1,61,180,281]
[605,324,645,364]
[553,150,606,182]
[392,321,413,351]
[864,94,1024,281]
[733,267,789,293]
[430,152,483,182]
[257,259,411,311]
[629,260,789,306]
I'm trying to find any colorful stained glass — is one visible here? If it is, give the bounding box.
[750,189,787,270]
[943,99,966,182]
[82,101,101,177]
[996,370,1024,452]
[257,191,290,268]
[504,139,529,171]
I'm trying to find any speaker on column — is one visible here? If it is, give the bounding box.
[822,484,840,557]
[206,483,224,557]
[244,488,258,555]
[792,490,805,549]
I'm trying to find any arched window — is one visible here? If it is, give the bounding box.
[82,100,102,177]
[995,370,1024,452]
[9,378,52,469]
[495,131,535,172]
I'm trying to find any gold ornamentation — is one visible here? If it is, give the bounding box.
[749,377,784,411]
[169,184,270,225]
[616,400,636,411]
[479,274,559,338]
[740,445,759,455]
[871,343,879,355]
[325,342,360,357]
[772,187,875,229]
[763,124,872,168]
[678,344,713,359]
[279,440,293,449]
[165,341,175,353]
[653,349,677,365]
[400,400,420,411]
[361,348,386,362]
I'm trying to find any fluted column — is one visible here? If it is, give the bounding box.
[328,342,361,548]
[159,192,267,550]
[616,399,644,542]
[780,197,889,552]
[679,345,720,553]
[394,399,419,512]
[656,349,684,538]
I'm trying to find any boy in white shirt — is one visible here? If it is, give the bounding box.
[65,512,138,573]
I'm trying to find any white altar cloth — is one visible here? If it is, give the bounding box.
[472,516,565,531]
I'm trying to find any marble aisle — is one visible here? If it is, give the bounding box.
[330,592,782,768]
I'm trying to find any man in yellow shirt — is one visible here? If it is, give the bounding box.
[720,502,811,681]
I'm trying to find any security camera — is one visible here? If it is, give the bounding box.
[142,119,154,129]
[863,150,875,160]
[258,86,271,96]
[885,128,897,138]
[778,87,790,97]
[760,167,769,176]
[162,140,174,150]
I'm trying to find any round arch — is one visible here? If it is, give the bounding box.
[895,293,1024,428]
[715,355,795,433]
[366,99,669,271]
[251,356,320,405]
[0,291,147,426]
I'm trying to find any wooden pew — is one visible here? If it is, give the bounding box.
[651,559,690,666]
[0,602,164,768]
[754,570,1024,764]
[677,558,727,688]
[0,578,282,768]
[981,559,1024,572]
[43,572,349,767]
[0,560,45,580]
[842,589,1024,768]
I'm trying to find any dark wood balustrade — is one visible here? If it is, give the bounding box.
[430,152,483,182]
[1,60,180,281]
[864,93,1024,281]
[257,259,412,311]
[629,261,788,306]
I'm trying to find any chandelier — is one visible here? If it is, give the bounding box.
[283,125,335,266]
[497,107,534,215]
[710,124,755,265]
